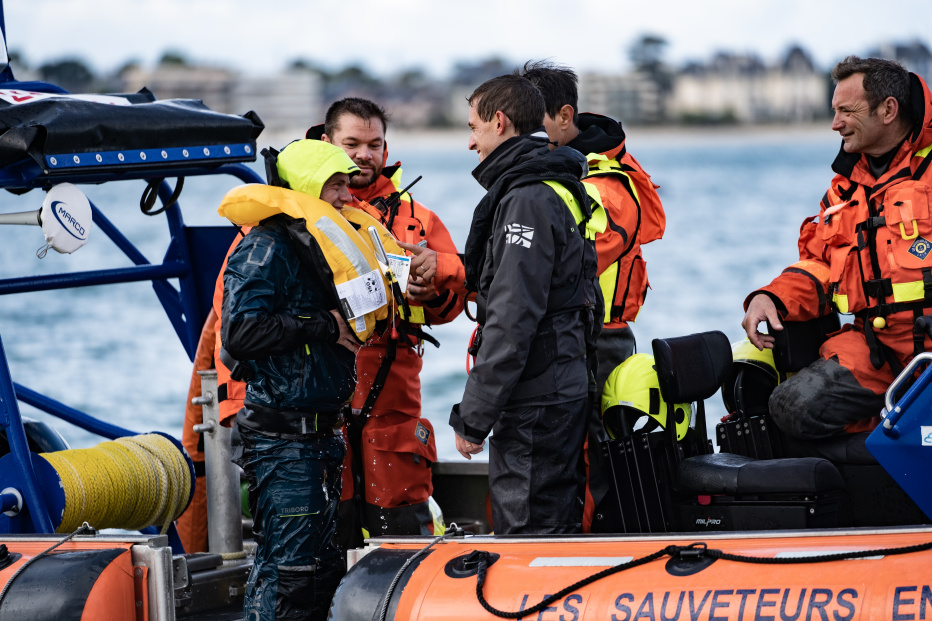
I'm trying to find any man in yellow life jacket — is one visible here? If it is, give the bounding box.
[307,98,463,542]
[178,99,460,553]
[219,139,394,621]
[520,61,666,534]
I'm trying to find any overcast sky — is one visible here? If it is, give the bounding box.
[3,0,930,78]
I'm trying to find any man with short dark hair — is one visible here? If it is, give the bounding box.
[449,74,600,534]
[308,97,463,540]
[521,61,666,533]
[742,56,932,443]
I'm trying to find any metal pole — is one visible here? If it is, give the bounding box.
[192,370,244,556]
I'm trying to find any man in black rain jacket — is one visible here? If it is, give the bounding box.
[221,140,363,620]
[449,74,601,534]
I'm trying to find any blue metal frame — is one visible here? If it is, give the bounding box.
[0,14,265,530]
[0,162,262,533]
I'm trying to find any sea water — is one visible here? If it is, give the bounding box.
[0,126,842,460]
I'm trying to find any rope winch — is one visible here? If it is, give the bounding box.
[35,433,193,534]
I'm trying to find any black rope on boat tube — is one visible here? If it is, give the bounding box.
[0,522,94,608]
[474,539,932,619]
[377,524,467,621]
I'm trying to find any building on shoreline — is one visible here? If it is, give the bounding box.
[120,64,321,134]
[669,46,829,125]
[23,39,927,131]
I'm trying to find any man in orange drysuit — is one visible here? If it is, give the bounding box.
[307,98,463,541]
[520,61,666,533]
[742,56,932,443]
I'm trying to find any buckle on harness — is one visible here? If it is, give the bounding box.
[856,216,886,232]
[864,278,893,300]
[900,220,919,240]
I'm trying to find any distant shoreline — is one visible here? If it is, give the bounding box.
[259,122,836,151]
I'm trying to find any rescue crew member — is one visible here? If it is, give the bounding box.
[221,140,367,621]
[742,57,932,443]
[307,98,463,541]
[520,61,666,533]
[449,75,600,534]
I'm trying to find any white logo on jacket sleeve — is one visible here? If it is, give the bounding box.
[505,222,534,248]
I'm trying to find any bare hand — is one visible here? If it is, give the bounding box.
[741,294,782,350]
[405,275,437,302]
[330,310,361,353]
[397,241,437,285]
[455,432,485,460]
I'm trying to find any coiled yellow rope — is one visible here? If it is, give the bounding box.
[40,433,192,534]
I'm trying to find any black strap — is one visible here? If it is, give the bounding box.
[913,309,927,357]
[863,319,905,375]
[855,216,886,232]
[864,200,885,305]
[261,147,284,187]
[343,326,403,535]
[783,266,831,315]
[913,150,932,181]
[140,177,184,216]
[864,320,885,371]
[359,333,398,419]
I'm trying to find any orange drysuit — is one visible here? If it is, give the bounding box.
[748,72,932,439]
[343,161,463,536]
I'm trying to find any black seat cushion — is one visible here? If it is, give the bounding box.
[780,432,877,465]
[676,453,844,495]
[652,331,732,403]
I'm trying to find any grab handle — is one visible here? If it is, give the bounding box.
[881,351,932,437]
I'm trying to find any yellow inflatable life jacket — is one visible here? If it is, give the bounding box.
[218,183,403,342]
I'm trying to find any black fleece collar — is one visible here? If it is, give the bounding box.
[568,113,626,157]
[463,133,589,292]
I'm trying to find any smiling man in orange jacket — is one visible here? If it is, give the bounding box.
[742,57,932,446]
[309,98,464,542]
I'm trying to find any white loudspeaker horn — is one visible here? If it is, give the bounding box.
[0,183,93,255]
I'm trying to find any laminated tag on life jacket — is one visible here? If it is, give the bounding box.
[336,269,387,320]
[387,253,411,285]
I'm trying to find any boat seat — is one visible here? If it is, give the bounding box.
[781,432,929,526]
[676,452,844,496]
[780,432,876,465]
[651,331,844,530]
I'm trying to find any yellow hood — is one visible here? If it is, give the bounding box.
[277,139,359,199]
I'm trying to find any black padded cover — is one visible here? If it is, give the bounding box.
[0,89,263,171]
[652,331,732,403]
[329,547,431,621]
[768,313,841,374]
[676,453,844,495]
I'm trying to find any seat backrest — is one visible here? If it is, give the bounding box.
[651,331,732,404]
[767,313,841,373]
